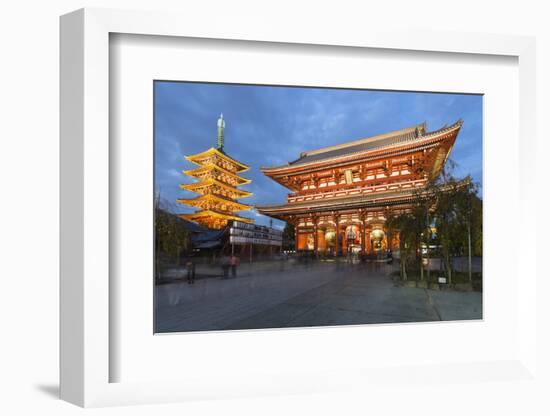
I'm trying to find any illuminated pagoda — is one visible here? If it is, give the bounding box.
[177,114,254,229]
[257,120,462,256]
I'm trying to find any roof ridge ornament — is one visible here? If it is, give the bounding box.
[415,122,427,138]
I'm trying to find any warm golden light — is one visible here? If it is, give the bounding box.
[177,124,253,229]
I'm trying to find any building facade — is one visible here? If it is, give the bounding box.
[257,120,462,256]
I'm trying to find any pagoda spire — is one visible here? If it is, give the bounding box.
[217,113,225,150]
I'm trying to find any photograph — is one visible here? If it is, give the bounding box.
[153,81,483,333]
[3,0,541,412]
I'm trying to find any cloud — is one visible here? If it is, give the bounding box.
[155,82,483,226]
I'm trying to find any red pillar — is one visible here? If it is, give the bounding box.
[294,222,299,252]
[361,217,367,255]
[313,217,319,257]
[334,215,340,257]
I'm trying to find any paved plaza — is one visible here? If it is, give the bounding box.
[155,261,482,333]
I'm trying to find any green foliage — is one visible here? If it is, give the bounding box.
[157,212,190,257]
[387,189,431,281]
[155,206,191,267]
[388,160,482,283]
[387,212,422,280]
[470,196,483,257]
[282,221,296,250]
[432,174,482,282]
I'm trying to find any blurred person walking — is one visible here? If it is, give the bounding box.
[221,255,230,279]
[230,255,240,278]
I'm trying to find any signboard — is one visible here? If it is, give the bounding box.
[229,221,283,246]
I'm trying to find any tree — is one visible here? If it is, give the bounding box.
[454,177,481,282]
[388,186,433,282]
[154,191,191,280]
[429,165,481,284]
[154,192,162,281]
[387,158,482,285]
[156,211,190,265]
[432,182,458,283]
[282,221,296,251]
[387,212,417,281]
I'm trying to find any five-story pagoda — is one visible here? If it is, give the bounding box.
[177,114,254,229]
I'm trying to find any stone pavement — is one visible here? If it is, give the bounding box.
[155,261,482,333]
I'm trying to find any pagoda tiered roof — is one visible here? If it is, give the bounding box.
[180,178,253,199]
[177,115,253,229]
[183,164,252,186]
[185,147,250,173]
[180,210,253,229]
[177,193,252,212]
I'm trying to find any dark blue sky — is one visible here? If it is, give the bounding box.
[155,82,483,229]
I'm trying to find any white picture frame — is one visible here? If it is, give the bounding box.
[60,8,537,407]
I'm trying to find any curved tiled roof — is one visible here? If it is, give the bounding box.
[262,120,462,173]
[288,125,421,167]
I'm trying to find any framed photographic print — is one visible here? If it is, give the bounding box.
[152,81,483,334]
[60,8,537,408]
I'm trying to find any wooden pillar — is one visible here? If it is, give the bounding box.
[361,215,367,254]
[313,217,319,257]
[334,214,340,257]
[341,224,347,254]
[317,227,326,253]
[294,221,299,252]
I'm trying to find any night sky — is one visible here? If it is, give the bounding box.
[154,81,483,229]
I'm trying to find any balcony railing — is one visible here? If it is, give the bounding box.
[287,178,427,204]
